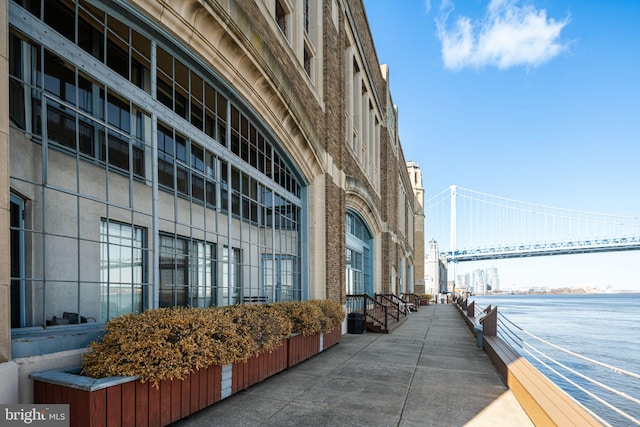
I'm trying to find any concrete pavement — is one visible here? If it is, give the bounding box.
[171,304,534,427]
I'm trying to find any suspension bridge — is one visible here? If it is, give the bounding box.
[425,186,640,262]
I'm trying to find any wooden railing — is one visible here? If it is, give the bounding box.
[454,297,602,426]
[375,294,404,321]
[379,293,418,316]
[401,293,421,310]
[346,294,389,331]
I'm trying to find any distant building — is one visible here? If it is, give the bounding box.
[426,240,448,295]
[457,272,470,289]
[486,266,500,292]
[472,269,488,294]
[470,267,500,294]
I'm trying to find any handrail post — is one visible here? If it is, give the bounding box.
[363,295,367,320]
[467,301,475,318]
[384,305,388,330]
[480,307,498,336]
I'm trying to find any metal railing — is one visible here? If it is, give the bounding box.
[375,294,404,321]
[346,294,389,331]
[465,298,640,427]
[401,293,422,310]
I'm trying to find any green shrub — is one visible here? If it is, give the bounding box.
[81,300,344,385]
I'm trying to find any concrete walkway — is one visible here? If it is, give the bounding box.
[172,304,534,427]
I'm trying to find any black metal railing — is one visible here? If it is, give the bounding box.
[401,293,421,310]
[346,294,389,330]
[375,294,403,321]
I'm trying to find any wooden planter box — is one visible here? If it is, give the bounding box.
[32,328,341,427]
[288,333,320,367]
[322,326,342,349]
[31,364,223,427]
[232,338,288,393]
[420,299,429,306]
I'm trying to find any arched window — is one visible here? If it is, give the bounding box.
[346,211,373,296]
[8,0,307,332]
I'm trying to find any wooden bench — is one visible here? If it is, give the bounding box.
[483,335,601,426]
[242,296,268,304]
[456,301,600,425]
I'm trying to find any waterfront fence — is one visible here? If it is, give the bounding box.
[468,298,640,427]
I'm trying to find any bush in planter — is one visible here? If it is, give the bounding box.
[218,303,292,352]
[81,305,287,385]
[277,301,323,336]
[274,300,345,335]
[308,299,346,333]
[81,300,344,385]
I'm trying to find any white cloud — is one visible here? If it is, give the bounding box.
[436,0,570,71]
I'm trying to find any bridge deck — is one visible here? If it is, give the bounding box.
[447,241,640,262]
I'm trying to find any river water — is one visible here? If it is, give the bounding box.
[469,293,640,427]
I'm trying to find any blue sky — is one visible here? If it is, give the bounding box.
[362,0,640,290]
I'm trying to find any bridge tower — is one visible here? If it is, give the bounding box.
[449,185,458,291]
[449,185,457,256]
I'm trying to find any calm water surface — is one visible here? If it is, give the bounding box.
[469,293,640,427]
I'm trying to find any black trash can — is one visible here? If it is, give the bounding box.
[347,313,365,334]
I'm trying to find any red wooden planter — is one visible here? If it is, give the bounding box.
[32,364,222,427]
[322,327,342,350]
[232,338,288,393]
[31,328,341,427]
[287,333,320,367]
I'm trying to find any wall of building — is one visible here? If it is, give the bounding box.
[15,349,86,404]
[0,361,18,404]
[10,127,300,323]
[2,0,420,403]
[0,2,19,394]
[1,0,12,363]
[408,162,425,294]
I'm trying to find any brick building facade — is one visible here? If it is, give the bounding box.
[0,0,421,403]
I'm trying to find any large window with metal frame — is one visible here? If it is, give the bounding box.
[159,234,216,308]
[9,34,149,178]
[345,248,362,295]
[346,211,373,296]
[343,31,381,191]
[10,195,25,329]
[262,0,322,86]
[222,246,241,305]
[263,255,297,302]
[8,0,305,333]
[100,220,146,321]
